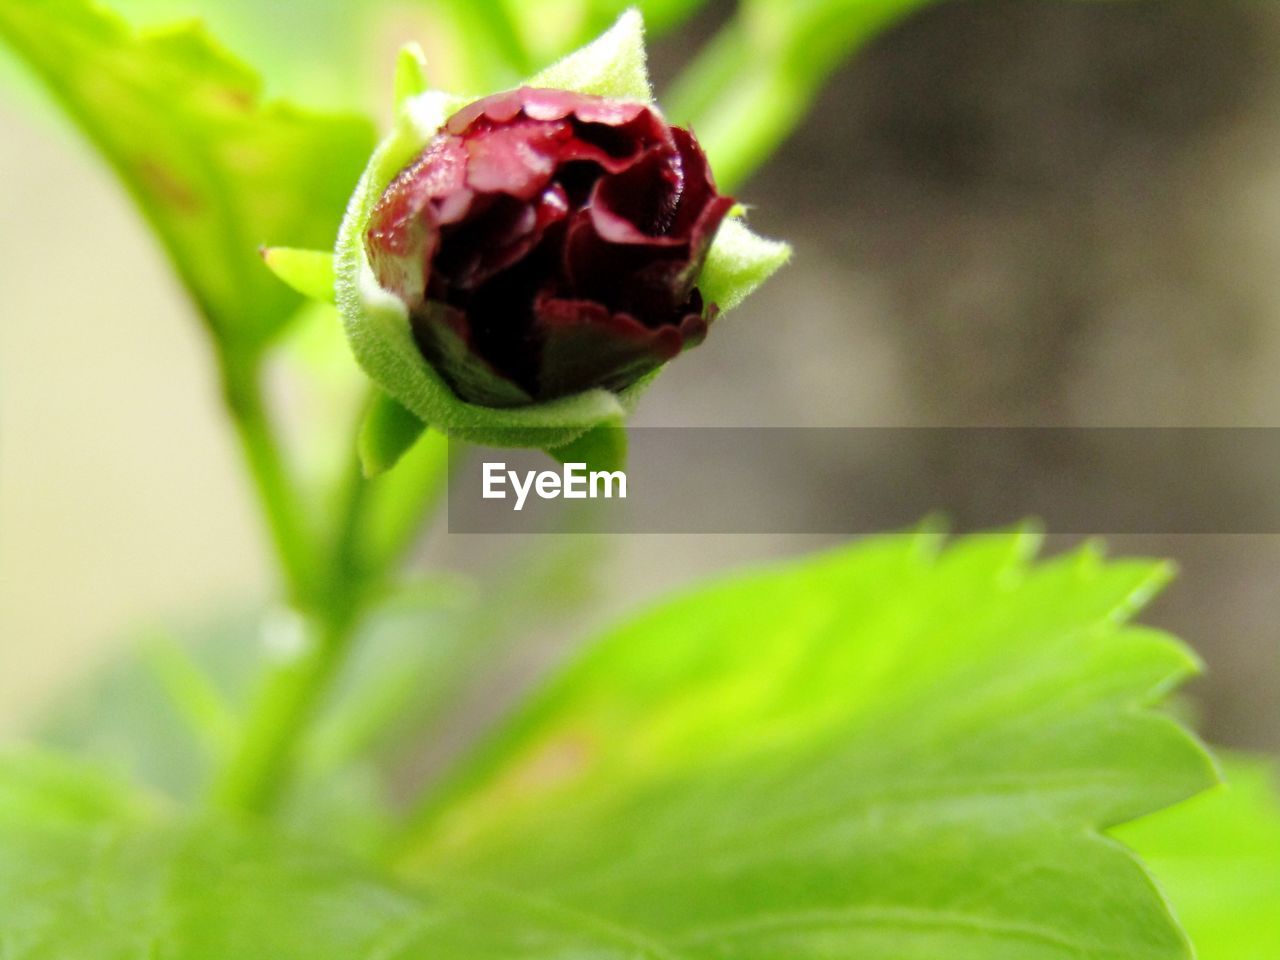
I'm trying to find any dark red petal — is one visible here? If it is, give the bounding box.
[447,87,655,136]
[436,185,570,291]
[446,89,527,132]
[461,118,573,199]
[673,193,737,295]
[588,144,685,244]
[410,300,533,407]
[366,137,473,306]
[369,88,733,406]
[533,293,688,397]
[562,209,670,314]
[667,126,722,235]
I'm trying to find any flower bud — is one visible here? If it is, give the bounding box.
[364,87,735,407]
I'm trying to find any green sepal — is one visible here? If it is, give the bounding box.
[357,391,427,478]
[548,421,628,474]
[393,42,430,110]
[700,215,792,313]
[262,247,337,305]
[526,8,652,102]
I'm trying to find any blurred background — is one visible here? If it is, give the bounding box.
[3,0,1279,761]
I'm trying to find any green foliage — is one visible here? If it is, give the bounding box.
[3,534,1220,958]
[0,0,373,346]
[336,12,788,452]
[403,532,1216,960]
[1121,757,1280,960]
[0,753,421,959]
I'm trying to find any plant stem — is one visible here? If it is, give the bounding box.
[213,608,357,813]
[218,348,317,607]
[212,368,449,815]
[212,349,371,814]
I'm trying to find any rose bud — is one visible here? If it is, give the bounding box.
[364,87,736,407]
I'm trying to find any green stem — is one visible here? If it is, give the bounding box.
[218,348,317,607]
[213,609,358,813]
[212,375,446,815]
[212,350,372,814]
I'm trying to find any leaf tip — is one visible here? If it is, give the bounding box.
[261,246,337,304]
[394,42,430,109]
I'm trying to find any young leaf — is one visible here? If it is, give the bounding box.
[393,42,430,110]
[397,532,1216,960]
[1120,757,1280,960]
[262,246,337,304]
[0,0,374,346]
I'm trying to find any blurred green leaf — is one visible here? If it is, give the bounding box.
[36,609,265,802]
[0,749,689,959]
[397,532,1215,960]
[1120,757,1280,960]
[0,751,420,959]
[666,0,937,189]
[509,0,710,65]
[0,0,374,345]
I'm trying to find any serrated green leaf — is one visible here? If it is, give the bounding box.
[358,390,426,477]
[528,8,652,102]
[262,246,337,304]
[700,215,791,314]
[0,0,374,345]
[1120,757,1280,960]
[8,536,1219,958]
[395,532,1216,960]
